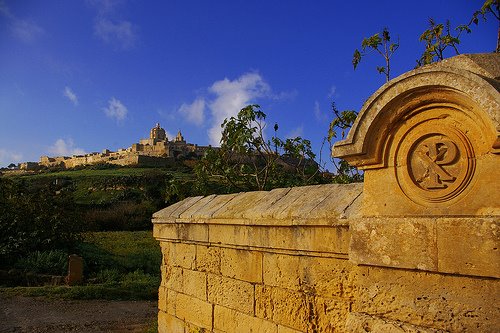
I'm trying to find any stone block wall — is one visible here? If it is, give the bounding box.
[153,185,499,333]
[157,244,360,333]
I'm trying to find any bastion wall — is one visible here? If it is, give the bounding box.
[152,54,499,332]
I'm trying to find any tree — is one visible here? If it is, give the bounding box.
[417,1,499,66]
[0,178,82,267]
[471,0,500,52]
[195,105,322,192]
[416,18,470,66]
[325,102,363,183]
[352,27,399,82]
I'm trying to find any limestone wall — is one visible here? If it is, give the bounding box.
[152,54,499,333]
[153,184,498,333]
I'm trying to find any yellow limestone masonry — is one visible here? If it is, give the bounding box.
[152,54,500,333]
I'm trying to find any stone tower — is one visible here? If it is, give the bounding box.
[175,130,186,143]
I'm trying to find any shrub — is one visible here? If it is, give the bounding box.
[15,250,68,275]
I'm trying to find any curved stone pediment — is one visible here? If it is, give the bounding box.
[333,54,500,216]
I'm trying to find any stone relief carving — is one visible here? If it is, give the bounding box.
[395,114,476,206]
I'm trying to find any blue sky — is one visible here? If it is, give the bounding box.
[0,0,497,169]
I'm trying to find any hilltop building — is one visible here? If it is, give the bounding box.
[34,123,211,170]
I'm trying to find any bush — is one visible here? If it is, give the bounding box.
[15,250,68,275]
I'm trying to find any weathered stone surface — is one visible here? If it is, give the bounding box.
[158,286,167,312]
[153,196,203,220]
[220,247,263,283]
[346,312,447,333]
[164,266,206,301]
[208,224,350,254]
[277,325,303,333]
[192,193,239,220]
[255,286,308,331]
[208,273,255,315]
[153,223,208,242]
[255,285,351,333]
[158,311,185,333]
[263,254,357,299]
[241,188,291,220]
[350,218,438,271]
[178,194,216,221]
[181,268,206,301]
[352,266,500,332]
[164,266,183,293]
[196,245,221,274]
[436,218,499,278]
[153,183,364,226]
[166,289,177,316]
[167,242,196,269]
[350,217,499,277]
[175,292,213,329]
[213,191,268,219]
[214,305,277,333]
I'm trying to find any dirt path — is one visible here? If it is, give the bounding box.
[0,295,157,333]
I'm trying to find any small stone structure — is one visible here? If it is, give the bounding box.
[152,54,499,332]
[65,254,83,286]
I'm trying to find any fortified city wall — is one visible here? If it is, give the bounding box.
[152,54,499,332]
[31,124,210,170]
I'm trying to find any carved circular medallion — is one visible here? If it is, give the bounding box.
[395,120,475,205]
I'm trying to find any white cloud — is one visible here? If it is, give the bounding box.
[314,101,328,123]
[207,73,270,145]
[0,148,23,167]
[94,17,137,49]
[0,2,44,43]
[103,97,128,122]
[286,126,304,139]
[49,139,85,157]
[178,98,205,126]
[63,86,78,106]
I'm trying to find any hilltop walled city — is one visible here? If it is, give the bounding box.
[17,123,211,170]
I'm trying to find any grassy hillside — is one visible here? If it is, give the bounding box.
[4,164,197,231]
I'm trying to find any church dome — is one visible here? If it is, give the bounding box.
[150,123,167,141]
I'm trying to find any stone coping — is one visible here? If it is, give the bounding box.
[153,183,363,226]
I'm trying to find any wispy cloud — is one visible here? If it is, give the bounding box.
[207,73,270,145]
[63,86,78,106]
[0,2,44,43]
[88,0,138,50]
[327,85,337,99]
[103,97,128,122]
[0,148,23,167]
[48,139,85,156]
[94,18,137,50]
[314,101,328,123]
[178,98,205,126]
